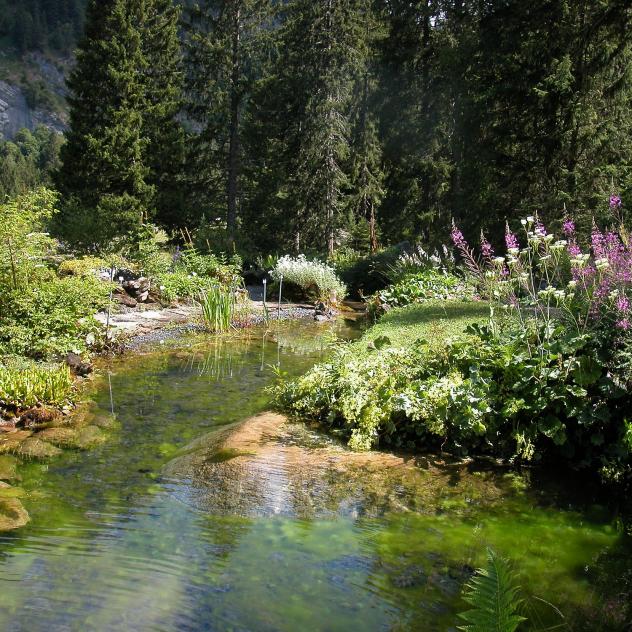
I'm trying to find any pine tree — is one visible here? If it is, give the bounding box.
[347,0,385,253]
[279,0,366,255]
[140,0,185,229]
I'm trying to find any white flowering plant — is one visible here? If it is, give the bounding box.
[270,255,346,302]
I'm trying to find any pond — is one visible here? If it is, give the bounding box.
[0,319,630,631]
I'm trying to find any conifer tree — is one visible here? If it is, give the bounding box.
[55,0,183,248]
[278,0,366,254]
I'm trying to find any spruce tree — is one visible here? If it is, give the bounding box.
[55,0,183,248]
[140,0,185,229]
[55,0,152,248]
[279,0,366,255]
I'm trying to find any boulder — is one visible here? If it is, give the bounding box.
[0,455,19,481]
[66,352,93,376]
[16,437,62,459]
[0,431,33,455]
[0,483,29,531]
[19,407,61,429]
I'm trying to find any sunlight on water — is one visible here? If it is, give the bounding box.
[0,320,630,631]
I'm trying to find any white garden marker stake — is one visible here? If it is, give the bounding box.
[277,275,283,321]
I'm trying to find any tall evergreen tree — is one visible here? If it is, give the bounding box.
[55,0,183,248]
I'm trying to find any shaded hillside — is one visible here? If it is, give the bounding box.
[0,0,87,139]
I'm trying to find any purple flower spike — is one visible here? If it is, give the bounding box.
[562,219,575,237]
[617,318,630,331]
[480,232,494,259]
[617,296,630,313]
[505,224,519,250]
[610,195,622,209]
[451,223,467,250]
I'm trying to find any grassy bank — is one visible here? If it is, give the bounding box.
[361,301,490,351]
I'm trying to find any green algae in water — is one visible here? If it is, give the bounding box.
[0,321,629,631]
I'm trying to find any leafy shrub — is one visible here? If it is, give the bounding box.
[0,360,73,409]
[58,256,109,277]
[271,255,346,302]
[277,202,632,483]
[368,270,475,317]
[0,188,57,290]
[155,271,215,303]
[0,275,110,359]
[386,244,455,283]
[335,243,408,298]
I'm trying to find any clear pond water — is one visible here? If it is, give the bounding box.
[0,320,630,631]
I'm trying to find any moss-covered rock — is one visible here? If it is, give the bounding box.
[16,437,62,459]
[0,482,29,531]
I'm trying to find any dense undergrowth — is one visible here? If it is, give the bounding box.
[276,208,632,485]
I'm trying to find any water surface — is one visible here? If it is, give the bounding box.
[0,320,630,631]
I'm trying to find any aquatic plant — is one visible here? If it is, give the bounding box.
[198,284,236,333]
[0,362,73,409]
[458,548,526,632]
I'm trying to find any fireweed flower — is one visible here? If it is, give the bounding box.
[617,296,630,313]
[610,195,622,209]
[617,318,631,330]
[451,223,467,250]
[480,232,494,259]
[563,219,576,237]
[505,225,519,250]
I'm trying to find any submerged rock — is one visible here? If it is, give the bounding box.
[163,412,506,520]
[0,482,29,531]
[16,437,62,459]
[0,455,19,481]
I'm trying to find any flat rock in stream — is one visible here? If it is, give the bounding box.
[163,412,507,519]
[0,482,29,531]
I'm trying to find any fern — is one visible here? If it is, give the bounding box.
[458,548,527,632]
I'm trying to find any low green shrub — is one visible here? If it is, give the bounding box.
[0,360,73,409]
[271,255,346,302]
[58,256,109,277]
[155,271,214,303]
[275,312,632,483]
[335,244,407,298]
[0,275,110,359]
[368,270,476,317]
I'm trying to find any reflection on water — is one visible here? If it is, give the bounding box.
[0,319,629,631]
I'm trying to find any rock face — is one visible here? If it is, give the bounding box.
[0,80,66,140]
[163,412,506,519]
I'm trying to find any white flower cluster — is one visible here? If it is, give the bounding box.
[271,255,347,299]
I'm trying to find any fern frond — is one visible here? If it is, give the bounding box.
[458,548,527,632]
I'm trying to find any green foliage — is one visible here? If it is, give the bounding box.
[369,270,475,318]
[0,360,73,409]
[0,127,62,201]
[58,256,109,277]
[0,0,87,53]
[198,285,236,333]
[458,548,526,632]
[0,274,109,359]
[0,188,57,290]
[275,297,632,482]
[270,255,346,302]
